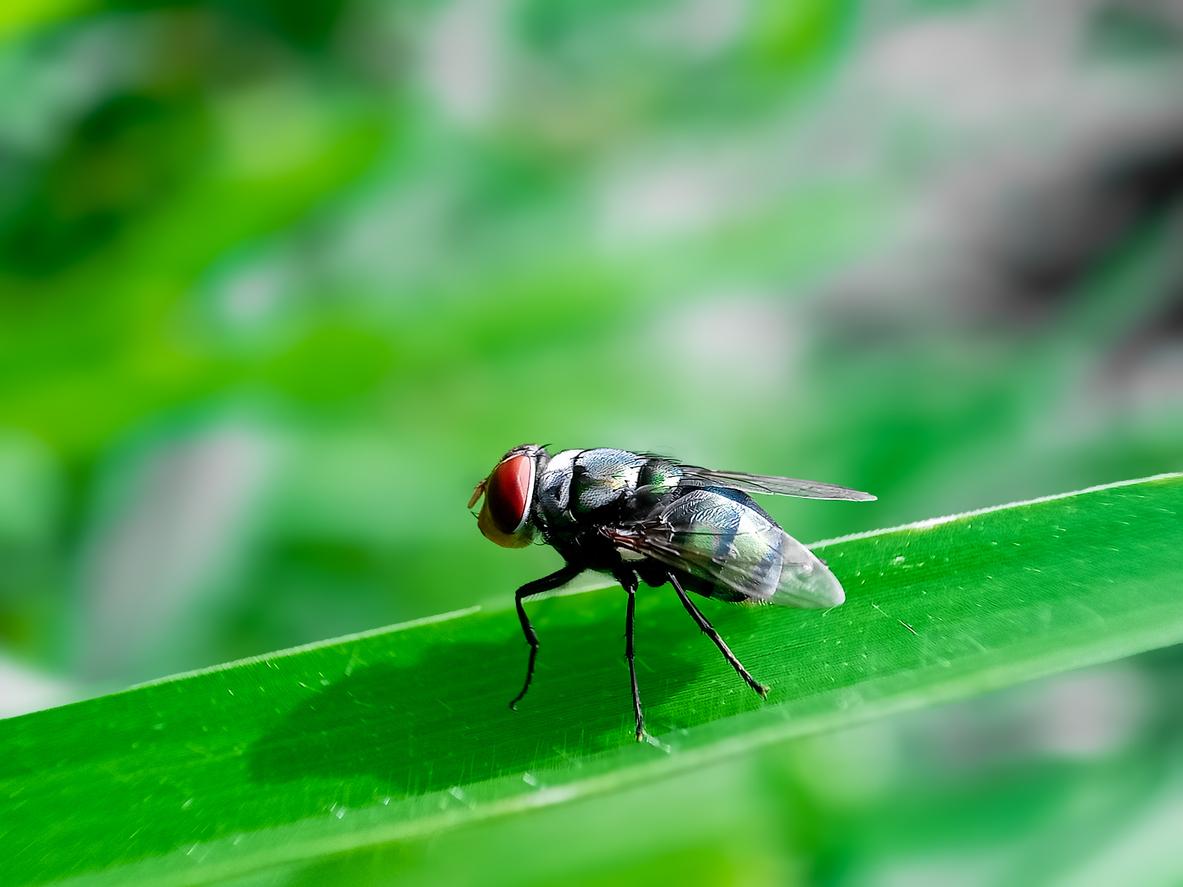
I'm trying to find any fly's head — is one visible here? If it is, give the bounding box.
[469,444,549,548]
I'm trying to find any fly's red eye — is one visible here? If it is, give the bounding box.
[486,454,534,534]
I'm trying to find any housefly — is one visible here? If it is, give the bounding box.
[468,445,875,741]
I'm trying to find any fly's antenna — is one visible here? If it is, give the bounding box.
[467,479,487,511]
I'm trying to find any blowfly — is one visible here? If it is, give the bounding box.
[468,446,875,741]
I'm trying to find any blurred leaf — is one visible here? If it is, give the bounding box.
[3,473,1182,885]
[0,0,93,40]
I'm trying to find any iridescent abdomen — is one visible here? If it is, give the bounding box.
[658,487,785,602]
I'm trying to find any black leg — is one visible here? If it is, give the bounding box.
[669,572,768,698]
[509,563,584,710]
[620,571,645,741]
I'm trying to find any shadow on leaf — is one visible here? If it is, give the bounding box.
[247,594,719,797]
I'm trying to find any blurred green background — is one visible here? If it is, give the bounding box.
[1,0,1180,883]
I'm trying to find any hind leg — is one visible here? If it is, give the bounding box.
[669,572,768,697]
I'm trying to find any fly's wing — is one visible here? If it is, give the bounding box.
[635,457,874,502]
[604,488,845,608]
[683,468,875,502]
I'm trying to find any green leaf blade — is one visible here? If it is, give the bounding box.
[3,474,1181,885]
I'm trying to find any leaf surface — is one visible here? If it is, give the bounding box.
[4,474,1181,885]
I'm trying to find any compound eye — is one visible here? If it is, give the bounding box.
[478,453,536,547]
[486,454,533,532]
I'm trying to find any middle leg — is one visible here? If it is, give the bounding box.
[619,570,645,741]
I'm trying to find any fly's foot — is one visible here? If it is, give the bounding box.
[742,674,769,698]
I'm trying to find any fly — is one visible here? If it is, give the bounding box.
[468,445,875,741]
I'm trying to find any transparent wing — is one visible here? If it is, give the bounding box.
[636,458,875,502]
[603,489,846,608]
[680,467,875,501]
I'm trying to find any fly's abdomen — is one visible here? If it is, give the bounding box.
[648,486,844,607]
[659,488,784,602]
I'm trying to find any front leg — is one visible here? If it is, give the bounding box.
[618,569,646,741]
[509,563,584,710]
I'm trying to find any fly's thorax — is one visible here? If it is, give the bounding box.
[569,449,648,512]
[632,457,683,508]
[536,448,654,523]
[536,448,579,516]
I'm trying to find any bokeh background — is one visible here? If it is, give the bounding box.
[1,0,1180,883]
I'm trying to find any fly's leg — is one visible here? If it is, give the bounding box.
[669,572,769,698]
[509,563,584,710]
[620,571,646,741]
